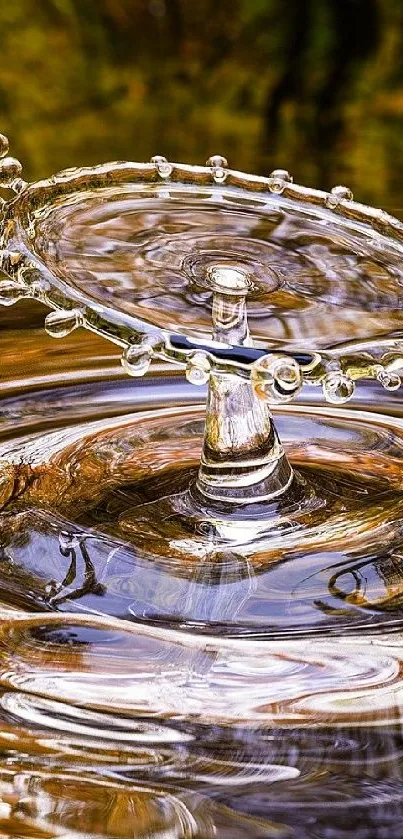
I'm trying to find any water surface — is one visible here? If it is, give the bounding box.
[2,186,403,837]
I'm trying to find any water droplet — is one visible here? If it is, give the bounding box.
[151,155,173,178]
[251,354,302,403]
[270,168,293,182]
[0,279,25,306]
[121,340,153,377]
[45,308,83,338]
[0,157,23,187]
[377,368,401,391]
[186,351,211,385]
[206,155,228,184]
[326,185,354,209]
[333,185,353,200]
[322,371,355,404]
[268,169,292,194]
[0,134,9,159]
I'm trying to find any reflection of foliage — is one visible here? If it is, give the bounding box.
[50,533,106,605]
[328,552,403,610]
[0,511,106,609]
[1,0,403,206]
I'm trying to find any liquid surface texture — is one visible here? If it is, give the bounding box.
[2,180,403,838]
[31,180,403,348]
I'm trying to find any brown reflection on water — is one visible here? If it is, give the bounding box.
[3,220,403,833]
[2,298,403,838]
[0,612,400,836]
[0,301,120,394]
[2,0,403,828]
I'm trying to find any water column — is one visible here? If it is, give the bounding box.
[196,266,294,504]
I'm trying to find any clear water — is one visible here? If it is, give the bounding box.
[34,181,403,347]
[2,179,403,837]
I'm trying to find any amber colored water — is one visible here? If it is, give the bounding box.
[0,313,403,837]
[3,174,403,839]
[3,0,403,829]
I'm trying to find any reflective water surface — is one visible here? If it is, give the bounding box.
[2,182,403,837]
[34,182,403,347]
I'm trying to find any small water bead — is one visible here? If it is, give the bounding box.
[268,169,293,194]
[322,370,355,404]
[121,339,153,377]
[377,368,401,391]
[206,155,228,184]
[185,351,211,385]
[0,157,23,187]
[325,185,354,209]
[151,155,173,178]
[0,134,9,159]
[44,308,83,338]
[251,354,302,403]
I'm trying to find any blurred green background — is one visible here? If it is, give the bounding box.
[1,0,403,207]
[1,0,403,377]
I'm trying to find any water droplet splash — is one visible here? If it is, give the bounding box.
[1,148,403,837]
